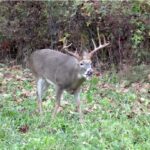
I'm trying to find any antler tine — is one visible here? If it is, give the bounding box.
[75,48,78,54]
[92,38,96,49]
[96,28,100,45]
[62,39,80,59]
[63,43,72,50]
[101,34,106,44]
[62,38,72,49]
[97,29,102,46]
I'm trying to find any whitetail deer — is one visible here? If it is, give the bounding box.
[29,32,109,122]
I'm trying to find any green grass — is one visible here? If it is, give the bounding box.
[0,65,150,150]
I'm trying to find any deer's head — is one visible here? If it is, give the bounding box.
[62,32,110,79]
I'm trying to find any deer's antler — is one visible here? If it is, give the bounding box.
[89,29,110,57]
[62,39,80,59]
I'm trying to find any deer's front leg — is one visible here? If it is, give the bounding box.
[74,89,83,123]
[52,87,63,118]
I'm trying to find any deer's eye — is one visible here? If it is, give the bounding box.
[80,63,84,66]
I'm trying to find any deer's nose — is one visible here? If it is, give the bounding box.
[87,69,93,76]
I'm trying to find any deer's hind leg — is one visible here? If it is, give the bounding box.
[36,78,49,114]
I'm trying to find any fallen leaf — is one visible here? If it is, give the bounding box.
[18,124,29,133]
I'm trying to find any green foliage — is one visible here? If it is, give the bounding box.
[131,23,144,48]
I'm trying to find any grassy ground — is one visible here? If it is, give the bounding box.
[0,64,150,150]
